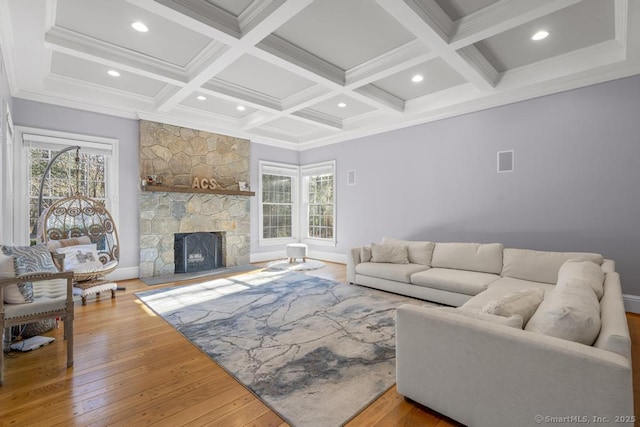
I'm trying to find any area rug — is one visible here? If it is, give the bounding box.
[266,259,325,271]
[136,270,429,426]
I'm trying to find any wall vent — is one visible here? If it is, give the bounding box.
[497,150,514,173]
[347,170,356,185]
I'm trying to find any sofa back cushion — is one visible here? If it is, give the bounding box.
[431,242,503,274]
[502,248,603,284]
[381,237,435,266]
[370,243,409,264]
[525,277,601,345]
[557,259,604,300]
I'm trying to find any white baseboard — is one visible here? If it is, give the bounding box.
[106,266,139,281]
[308,250,346,264]
[623,294,640,314]
[250,249,346,264]
[250,251,285,263]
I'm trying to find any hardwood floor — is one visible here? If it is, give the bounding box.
[0,262,636,426]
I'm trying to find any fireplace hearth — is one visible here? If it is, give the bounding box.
[174,232,224,274]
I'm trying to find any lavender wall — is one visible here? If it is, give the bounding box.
[12,99,140,272]
[299,74,640,296]
[249,142,299,255]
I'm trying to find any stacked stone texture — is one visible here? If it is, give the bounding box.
[139,121,251,278]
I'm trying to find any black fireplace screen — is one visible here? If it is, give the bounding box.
[174,232,223,274]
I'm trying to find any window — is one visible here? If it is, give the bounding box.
[13,127,118,245]
[302,161,336,244]
[259,160,336,247]
[259,161,298,245]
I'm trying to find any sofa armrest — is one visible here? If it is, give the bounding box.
[396,304,633,427]
[346,247,361,284]
[601,259,615,273]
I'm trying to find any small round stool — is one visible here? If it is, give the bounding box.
[286,243,308,263]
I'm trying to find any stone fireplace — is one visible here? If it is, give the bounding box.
[138,121,251,278]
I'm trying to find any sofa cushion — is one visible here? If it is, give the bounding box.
[410,268,500,296]
[462,277,554,311]
[525,278,601,345]
[481,288,545,325]
[370,243,409,264]
[436,307,523,329]
[502,248,603,284]
[360,246,372,262]
[557,259,604,300]
[355,262,429,283]
[431,242,503,274]
[382,237,435,266]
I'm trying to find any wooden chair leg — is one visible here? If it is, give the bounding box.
[65,317,73,367]
[81,295,87,306]
[111,289,116,299]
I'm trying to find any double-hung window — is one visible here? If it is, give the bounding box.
[301,161,336,245]
[259,160,336,247]
[13,127,118,245]
[259,161,299,245]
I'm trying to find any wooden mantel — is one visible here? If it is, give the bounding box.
[141,185,255,196]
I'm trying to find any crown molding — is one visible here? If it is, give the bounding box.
[45,27,188,84]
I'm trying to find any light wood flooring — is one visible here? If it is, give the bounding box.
[1,262,638,426]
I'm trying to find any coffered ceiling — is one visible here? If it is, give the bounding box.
[1,0,639,150]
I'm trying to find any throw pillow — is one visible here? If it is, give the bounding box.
[0,251,27,304]
[370,243,409,264]
[525,278,601,345]
[56,244,103,272]
[557,259,605,300]
[381,237,435,266]
[438,307,523,329]
[2,244,59,303]
[481,288,545,325]
[360,246,372,263]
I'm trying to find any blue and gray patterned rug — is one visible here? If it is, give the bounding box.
[136,270,428,426]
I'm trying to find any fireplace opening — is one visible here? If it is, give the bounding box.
[174,232,224,274]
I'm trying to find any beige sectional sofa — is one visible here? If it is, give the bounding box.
[347,238,634,427]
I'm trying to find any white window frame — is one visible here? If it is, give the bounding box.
[258,160,299,246]
[13,126,119,246]
[301,160,336,246]
[258,160,337,248]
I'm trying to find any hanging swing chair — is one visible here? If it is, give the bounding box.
[35,146,120,283]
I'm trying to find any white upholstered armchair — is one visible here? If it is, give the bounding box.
[0,270,74,385]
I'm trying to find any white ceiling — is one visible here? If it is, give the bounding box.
[1,0,639,150]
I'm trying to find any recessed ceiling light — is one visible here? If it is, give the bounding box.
[196,95,206,101]
[337,102,347,108]
[107,70,120,77]
[411,74,424,83]
[531,30,549,41]
[131,21,149,33]
[236,105,246,111]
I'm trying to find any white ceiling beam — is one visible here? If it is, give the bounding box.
[203,79,281,111]
[148,0,315,112]
[376,0,497,91]
[345,39,434,88]
[352,85,405,113]
[450,0,584,49]
[45,27,188,85]
[292,109,342,130]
